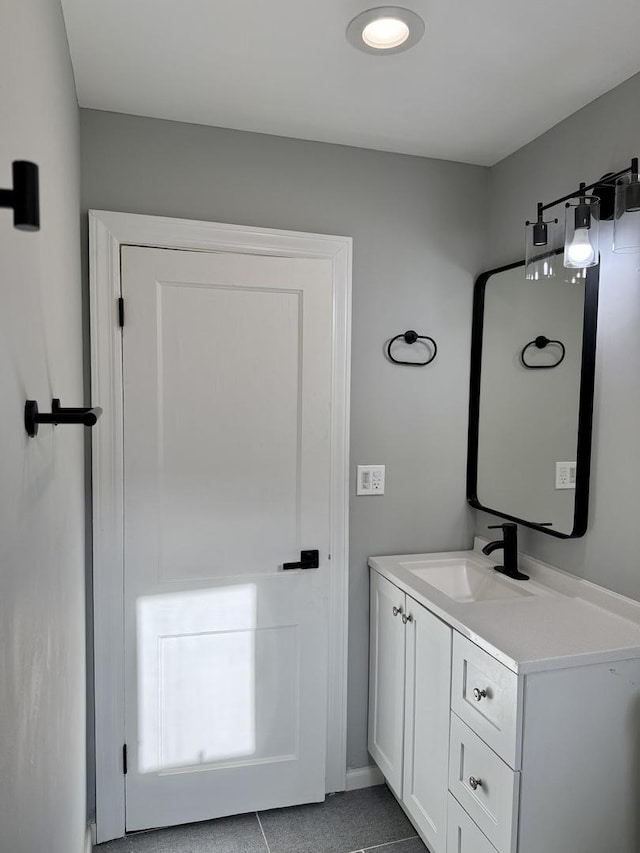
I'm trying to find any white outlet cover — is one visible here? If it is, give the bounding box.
[555,461,577,490]
[357,465,385,495]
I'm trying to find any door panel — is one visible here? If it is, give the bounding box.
[156,282,302,580]
[367,572,406,797]
[121,246,333,831]
[136,585,299,774]
[402,597,452,853]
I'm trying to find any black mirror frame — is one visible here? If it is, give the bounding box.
[466,257,599,539]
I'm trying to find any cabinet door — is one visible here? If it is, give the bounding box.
[368,571,406,797]
[402,596,452,853]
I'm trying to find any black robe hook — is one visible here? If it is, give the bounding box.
[0,161,39,231]
[25,398,103,438]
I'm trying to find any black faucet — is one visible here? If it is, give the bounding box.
[481,523,529,581]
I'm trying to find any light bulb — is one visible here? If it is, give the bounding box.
[566,227,595,265]
[362,17,410,49]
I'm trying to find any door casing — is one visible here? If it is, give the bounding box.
[89,210,352,843]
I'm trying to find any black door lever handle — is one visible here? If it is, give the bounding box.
[283,550,319,570]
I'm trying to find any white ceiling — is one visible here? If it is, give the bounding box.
[61,0,640,166]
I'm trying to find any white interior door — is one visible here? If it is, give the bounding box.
[121,245,333,831]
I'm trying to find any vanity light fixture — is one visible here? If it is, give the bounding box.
[524,157,639,280]
[346,7,425,55]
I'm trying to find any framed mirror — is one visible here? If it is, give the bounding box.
[467,258,599,538]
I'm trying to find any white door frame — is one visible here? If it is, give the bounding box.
[89,210,352,843]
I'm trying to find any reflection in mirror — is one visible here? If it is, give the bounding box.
[467,259,599,538]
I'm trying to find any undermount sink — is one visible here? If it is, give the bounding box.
[399,558,533,603]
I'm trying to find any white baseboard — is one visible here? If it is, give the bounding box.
[86,821,96,852]
[345,764,384,791]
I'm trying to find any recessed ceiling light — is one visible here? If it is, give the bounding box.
[346,7,425,55]
[362,17,410,49]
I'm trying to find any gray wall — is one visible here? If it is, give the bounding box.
[480,71,640,600]
[79,109,488,771]
[0,2,86,852]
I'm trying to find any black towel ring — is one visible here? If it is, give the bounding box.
[520,335,566,370]
[386,330,438,366]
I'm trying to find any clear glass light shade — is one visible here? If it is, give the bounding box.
[564,197,600,269]
[560,267,587,285]
[525,219,559,280]
[612,173,640,254]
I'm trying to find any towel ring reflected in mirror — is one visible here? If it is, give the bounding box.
[520,335,566,369]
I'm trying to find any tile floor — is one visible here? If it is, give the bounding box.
[96,785,428,853]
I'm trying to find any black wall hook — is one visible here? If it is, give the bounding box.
[520,335,566,369]
[25,398,103,438]
[386,330,438,366]
[0,161,39,231]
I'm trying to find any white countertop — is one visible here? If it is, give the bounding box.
[369,539,640,674]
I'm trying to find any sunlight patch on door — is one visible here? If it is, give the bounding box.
[137,584,258,773]
[136,584,300,774]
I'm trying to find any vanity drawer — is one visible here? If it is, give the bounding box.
[448,713,519,853]
[447,794,498,853]
[451,632,521,768]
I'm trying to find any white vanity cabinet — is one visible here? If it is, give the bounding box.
[369,561,640,853]
[368,570,452,853]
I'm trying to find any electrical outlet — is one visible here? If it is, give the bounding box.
[357,465,385,495]
[555,461,577,490]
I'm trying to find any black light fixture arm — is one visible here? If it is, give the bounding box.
[25,398,103,438]
[537,158,638,214]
